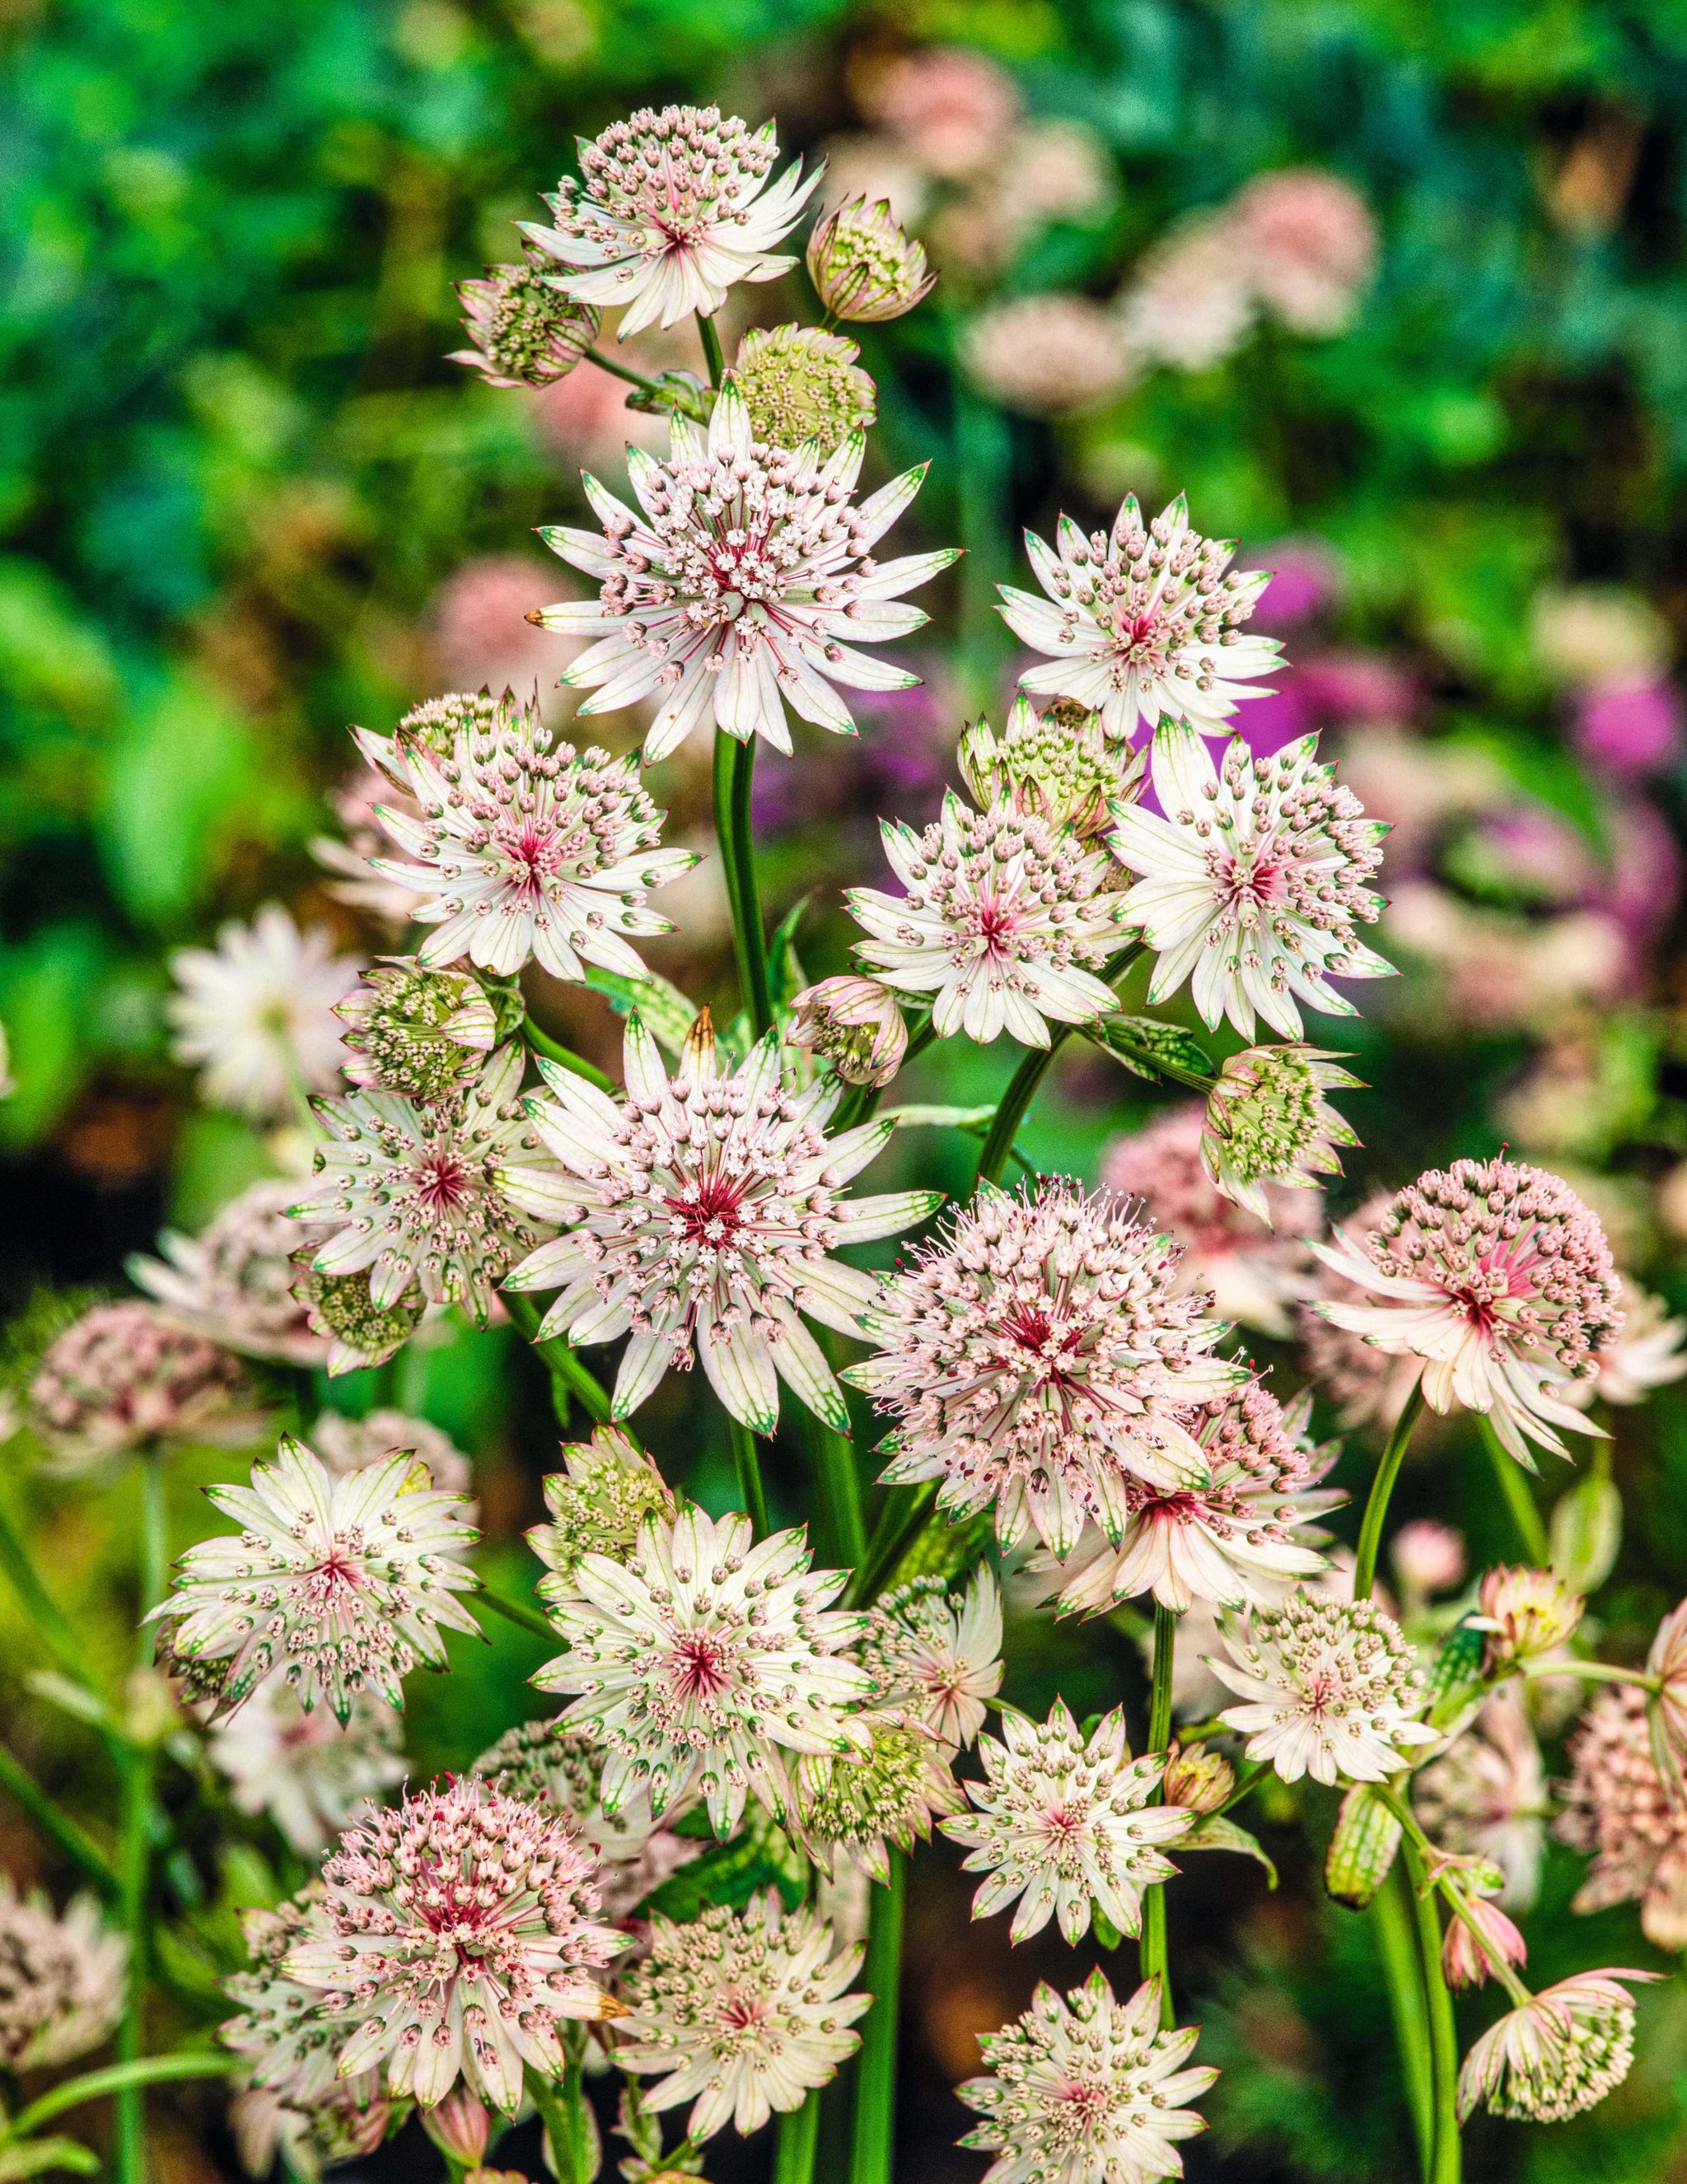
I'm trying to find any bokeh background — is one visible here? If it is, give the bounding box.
[7,0,1687,2177]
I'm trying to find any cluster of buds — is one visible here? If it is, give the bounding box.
[806,196,936,321]
[335,961,500,1101]
[1200,1046,1362,1222]
[958,692,1143,842]
[729,324,876,455]
[287,1258,424,1377]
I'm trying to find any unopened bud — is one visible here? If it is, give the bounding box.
[731,325,876,456]
[806,197,936,323]
[1477,1565,1585,1662]
[337,961,498,1101]
[449,251,600,389]
[788,977,909,1089]
[1391,1519,1466,1603]
[1161,1741,1234,1815]
[1200,1044,1362,1224]
[290,1258,423,1375]
[1442,1894,1527,1990]
[423,2087,491,2166]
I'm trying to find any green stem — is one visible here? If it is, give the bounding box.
[523,2064,581,2184]
[472,1587,558,1645]
[1476,1416,1549,1563]
[523,1014,615,1093]
[501,1291,615,1426]
[117,1449,169,2184]
[803,1328,866,1570]
[0,1493,89,1687]
[0,1743,119,1901]
[5,2053,236,2142]
[1138,1604,1178,2028]
[850,1849,904,2184]
[970,946,1143,1196]
[1400,1835,1461,2184]
[584,344,669,396]
[1214,1758,1269,1818]
[1352,1383,1428,1599]
[775,2093,821,2184]
[730,1415,770,1538]
[1519,1655,1656,1690]
[696,310,727,390]
[1372,1864,1434,2182]
[713,730,774,1038]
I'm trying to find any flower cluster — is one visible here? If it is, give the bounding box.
[1558,1685,1687,1949]
[526,1423,676,1603]
[28,1299,253,1469]
[1199,1046,1361,1221]
[166,904,362,1122]
[857,1567,1003,1753]
[129,1179,330,1367]
[0,1883,126,2069]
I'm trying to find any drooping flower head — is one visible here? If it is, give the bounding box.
[1442,1894,1529,1991]
[1109,725,1393,1041]
[1456,1968,1658,2124]
[787,975,909,1089]
[848,1179,1246,1561]
[534,1505,874,1836]
[795,1712,964,1882]
[336,963,498,1101]
[292,1044,554,1327]
[730,325,876,456]
[1209,1588,1436,1785]
[1558,1684,1687,1950]
[1199,1047,1361,1222]
[148,1436,481,1721]
[526,1425,676,1605]
[958,693,1146,845]
[129,1179,331,1368]
[362,692,697,985]
[999,492,1280,743]
[846,790,1135,1046]
[1312,1159,1623,1464]
[283,1777,628,2112]
[207,1679,408,1859]
[450,253,601,388]
[942,1702,1191,1945]
[0,1882,126,2068]
[1414,1691,1548,1911]
[500,1012,939,1438]
[166,904,362,1122]
[616,1893,869,2141]
[858,1566,1004,1752]
[806,196,936,323]
[959,1967,1217,2184]
[533,383,955,763]
[28,1300,253,1470]
[524,107,819,338]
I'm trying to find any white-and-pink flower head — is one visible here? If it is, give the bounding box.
[1456,1968,1658,2124]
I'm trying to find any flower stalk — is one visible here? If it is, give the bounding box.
[850,1848,905,2184]
[1352,1382,1428,1599]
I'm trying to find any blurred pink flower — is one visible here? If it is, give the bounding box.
[1230,168,1378,335]
[1574,679,1683,778]
[1296,650,1416,726]
[962,295,1134,415]
[1119,214,1254,372]
[864,47,1021,180]
[428,555,580,707]
[1246,539,1340,630]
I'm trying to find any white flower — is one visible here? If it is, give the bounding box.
[942,1701,1191,1945]
[845,791,1133,1046]
[1108,724,1393,1041]
[999,492,1279,742]
[364,693,697,985]
[149,1435,482,1721]
[959,1967,1217,2184]
[166,904,362,1122]
[292,1044,555,1327]
[0,1882,127,2068]
[1456,1968,1658,2124]
[527,1424,676,1608]
[534,1504,874,1836]
[500,1011,939,1438]
[858,1566,1003,1752]
[533,382,954,763]
[616,1892,869,2141]
[129,1178,330,1367]
[208,1677,407,1858]
[794,1711,964,1882]
[1208,1588,1436,1786]
[523,106,819,338]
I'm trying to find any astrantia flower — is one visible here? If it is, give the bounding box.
[1390,1519,1468,1608]
[0,1882,126,2067]
[129,1179,330,1368]
[1476,1565,1585,1664]
[787,975,909,1089]
[1294,1189,1422,1431]
[1108,725,1393,1041]
[1583,1275,1687,1406]
[336,963,497,1101]
[958,693,1145,845]
[962,296,1136,419]
[148,1436,481,1721]
[365,693,698,985]
[500,1013,938,1437]
[292,1044,554,1326]
[1209,1589,1435,1785]
[1558,1685,1687,1949]
[1199,1047,1362,1224]
[523,106,818,338]
[1456,1968,1657,2124]
[795,1711,964,1882]
[848,1179,1245,1561]
[313,1407,473,1500]
[806,196,935,323]
[285,1777,628,2112]
[999,492,1280,742]
[1414,1692,1548,1911]
[29,1300,254,1471]
[616,1893,868,2141]
[228,2076,393,2182]
[166,904,362,1122]
[942,1702,1191,1945]
[846,790,1134,1046]
[533,383,955,763]
[1036,1381,1339,1616]
[527,1425,676,1605]
[1312,1158,1623,1464]
[731,325,876,456]
[959,1967,1217,2184]
[222,1892,362,2115]
[534,1505,874,1835]
[858,1566,1003,1752]
[450,254,601,388]
[289,1262,426,1379]
[208,1678,407,1859]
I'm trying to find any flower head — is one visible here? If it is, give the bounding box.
[534,1504,874,1836]
[0,1883,126,2068]
[858,1566,1003,1752]
[787,976,909,1089]
[796,1712,963,1881]
[847,790,1134,1045]
[1558,1684,1687,1949]
[1209,1588,1435,1785]
[962,296,1135,418]
[208,1678,407,1858]
[1199,1047,1361,1222]
[1477,1565,1585,1664]
[616,1893,868,2141]
[336,964,497,1101]
[364,692,697,985]
[1390,1519,1467,1608]
[1313,1158,1623,1465]
[29,1300,252,1470]
[148,1435,481,1721]
[1456,1968,1657,2124]
[1109,725,1393,1041]
[129,1179,331,1368]
[292,1044,554,1326]
[1161,1742,1235,1816]
[958,693,1146,845]
[1414,1691,1547,1911]
[959,1967,1217,2184]
[166,904,362,1122]
[500,1012,938,1437]
[524,107,818,338]
[534,383,954,763]
[228,2076,392,2182]
[1229,168,1377,338]
[848,1179,1245,1561]
[450,254,601,388]
[1000,492,1280,743]
[942,1701,1191,1945]
[806,197,935,322]
[289,1262,426,1378]
[221,1892,362,2115]
[730,325,876,456]
[527,1425,676,1605]
[283,1777,628,2112]
[1294,1189,1423,1431]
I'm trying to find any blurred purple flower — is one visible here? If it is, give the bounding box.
[1296,650,1415,725]
[1574,679,1683,780]
[1605,796,1682,953]
[1245,539,1339,631]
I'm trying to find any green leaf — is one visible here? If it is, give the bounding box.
[767,894,811,1009]
[1324,1785,1400,1909]
[1550,1463,1622,1595]
[1091,1906,1124,1949]
[884,1103,999,1131]
[1088,1014,1214,1085]
[1423,1617,1490,1731]
[0,2137,100,2178]
[0,924,110,1150]
[1185,1813,1278,1888]
[583,964,699,1057]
